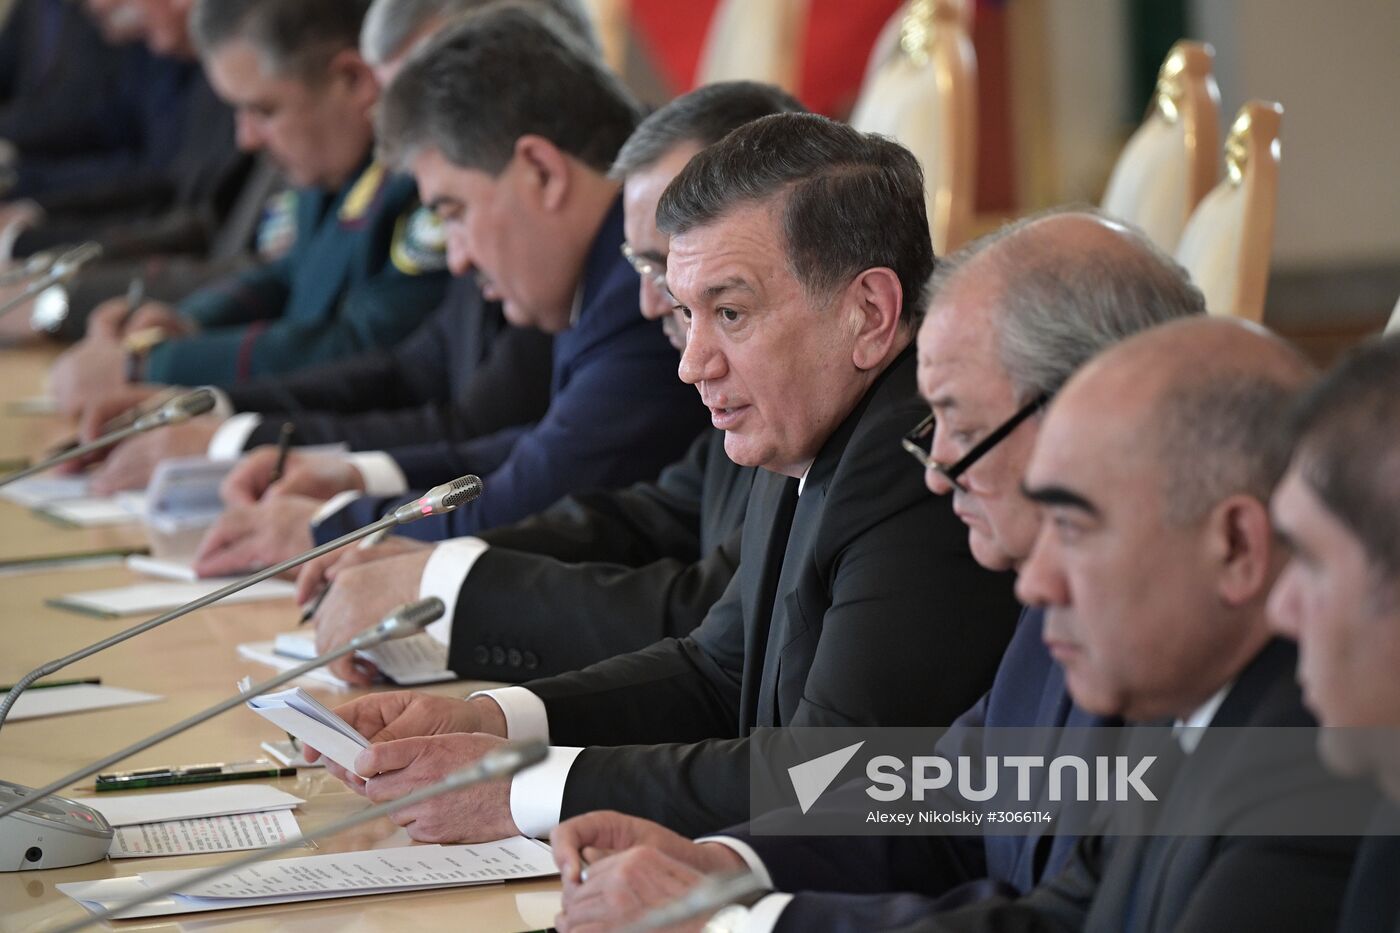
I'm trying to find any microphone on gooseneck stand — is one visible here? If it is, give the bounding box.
[0,473,484,732]
[52,739,549,931]
[0,387,218,488]
[0,597,448,872]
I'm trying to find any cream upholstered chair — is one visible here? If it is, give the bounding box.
[1101,41,1221,253]
[1174,101,1283,323]
[695,0,808,93]
[849,0,976,256]
[578,0,629,74]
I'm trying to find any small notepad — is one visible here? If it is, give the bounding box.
[246,687,371,776]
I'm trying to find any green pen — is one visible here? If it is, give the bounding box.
[94,759,296,791]
[0,677,101,692]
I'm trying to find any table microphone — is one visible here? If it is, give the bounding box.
[54,739,549,931]
[617,869,767,933]
[0,241,102,318]
[0,473,483,731]
[0,596,445,826]
[0,387,217,488]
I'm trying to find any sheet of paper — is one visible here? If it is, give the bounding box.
[237,641,349,689]
[89,784,304,827]
[246,687,370,775]
[7,394,59,415]
[58,840,557,919]
[40,492,146,527]
[126,554,209,581]
[49,578,296,617]
[3,684,162,721]
[109,809,302,859]
[0,473,90,508]
[183,838,557,897]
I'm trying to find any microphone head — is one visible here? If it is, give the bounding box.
[392,474,483,524]
[372,596,445,640]
[470,740,549,782]
[136,388,217,430]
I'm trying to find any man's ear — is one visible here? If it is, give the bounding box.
[843,267,904,371]
[513,135,571,212]
[1208,494,1276,607]
[327,49,380,114]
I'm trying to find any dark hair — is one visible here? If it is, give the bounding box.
[376,6,639,175]
[1291,333,1400,579]
[656,112,934,323]
[360,0,598,67]
[610,81,806,179]
[191,0,370,79]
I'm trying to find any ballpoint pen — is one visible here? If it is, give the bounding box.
[269,422,295,485]
[0,676,101,692]
[94,759,296,791]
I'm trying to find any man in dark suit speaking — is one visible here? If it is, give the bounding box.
[305,112,1021,841]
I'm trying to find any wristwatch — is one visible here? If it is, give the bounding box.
[703,904,751,933]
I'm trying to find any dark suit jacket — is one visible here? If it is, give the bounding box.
[1338,803,1400,933]
[890,640,1360,933]
[447,428,753,680]
[221,275,553,452]
[311,198,708,542]
[145,161,449,386]
[726,610,1109,931]
[513,347,1021,837]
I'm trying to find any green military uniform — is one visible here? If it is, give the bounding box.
[141,160,449,386]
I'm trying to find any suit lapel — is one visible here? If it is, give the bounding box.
[737,470,800,727]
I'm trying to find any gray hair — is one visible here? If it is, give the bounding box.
[191,0,370,80]
[930,206,1207,404]
[610,81,806,180]
[377,7,637,175]
[656,113,934,324]
[1156,360,1314,525]
[360,0,598,67]
[1291,333,1400,586]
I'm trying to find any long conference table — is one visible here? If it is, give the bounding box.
[0,344,562,931]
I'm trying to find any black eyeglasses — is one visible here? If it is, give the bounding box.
[901,394,1049,491]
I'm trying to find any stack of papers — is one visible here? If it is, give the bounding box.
[239,631,455,688]
[88,785,306,860]
[2,684,162,721]
[39,492,147,527]
[58,839,558,919]
[246,687,370,775]
[47,578,297,617]
[0,473,91,508]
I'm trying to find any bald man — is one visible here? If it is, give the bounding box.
[552,318,1364,933]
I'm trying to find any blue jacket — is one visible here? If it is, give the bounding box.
[311,198,708,544]
[145,161,448,386]
[727,609,1111,931]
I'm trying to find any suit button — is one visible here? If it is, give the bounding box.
[523,651,538,670]
[507,649,523,668]
[473,646,489,665]
[491,647,506,666]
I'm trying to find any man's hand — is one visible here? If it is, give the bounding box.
[295,535,430,605]
[221,446,365,506]
[88,415,222,494]
[308,548,435,685]
[348,733,521,843]
[552,811,746,886]
[192,493,321,577]
[87,298,195,341]
[48,335,127,416]
[556,847,714,933]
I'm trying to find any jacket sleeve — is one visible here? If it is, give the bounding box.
[445,524,742,680]
[145,262,448,387]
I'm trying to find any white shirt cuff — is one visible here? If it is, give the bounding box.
[509,744,583,839]
[470,686,550,742]
[311,490,363,526]
[206,386,236,419]
[344,451,408,496]
[418,537,490,646]
[739,894,795,933]
[694,837,777,891]
[207,411,261,460]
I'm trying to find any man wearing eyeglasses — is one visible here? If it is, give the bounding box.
[547,210,1209,932]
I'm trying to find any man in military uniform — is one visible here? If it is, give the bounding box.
[48,0,449,414]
